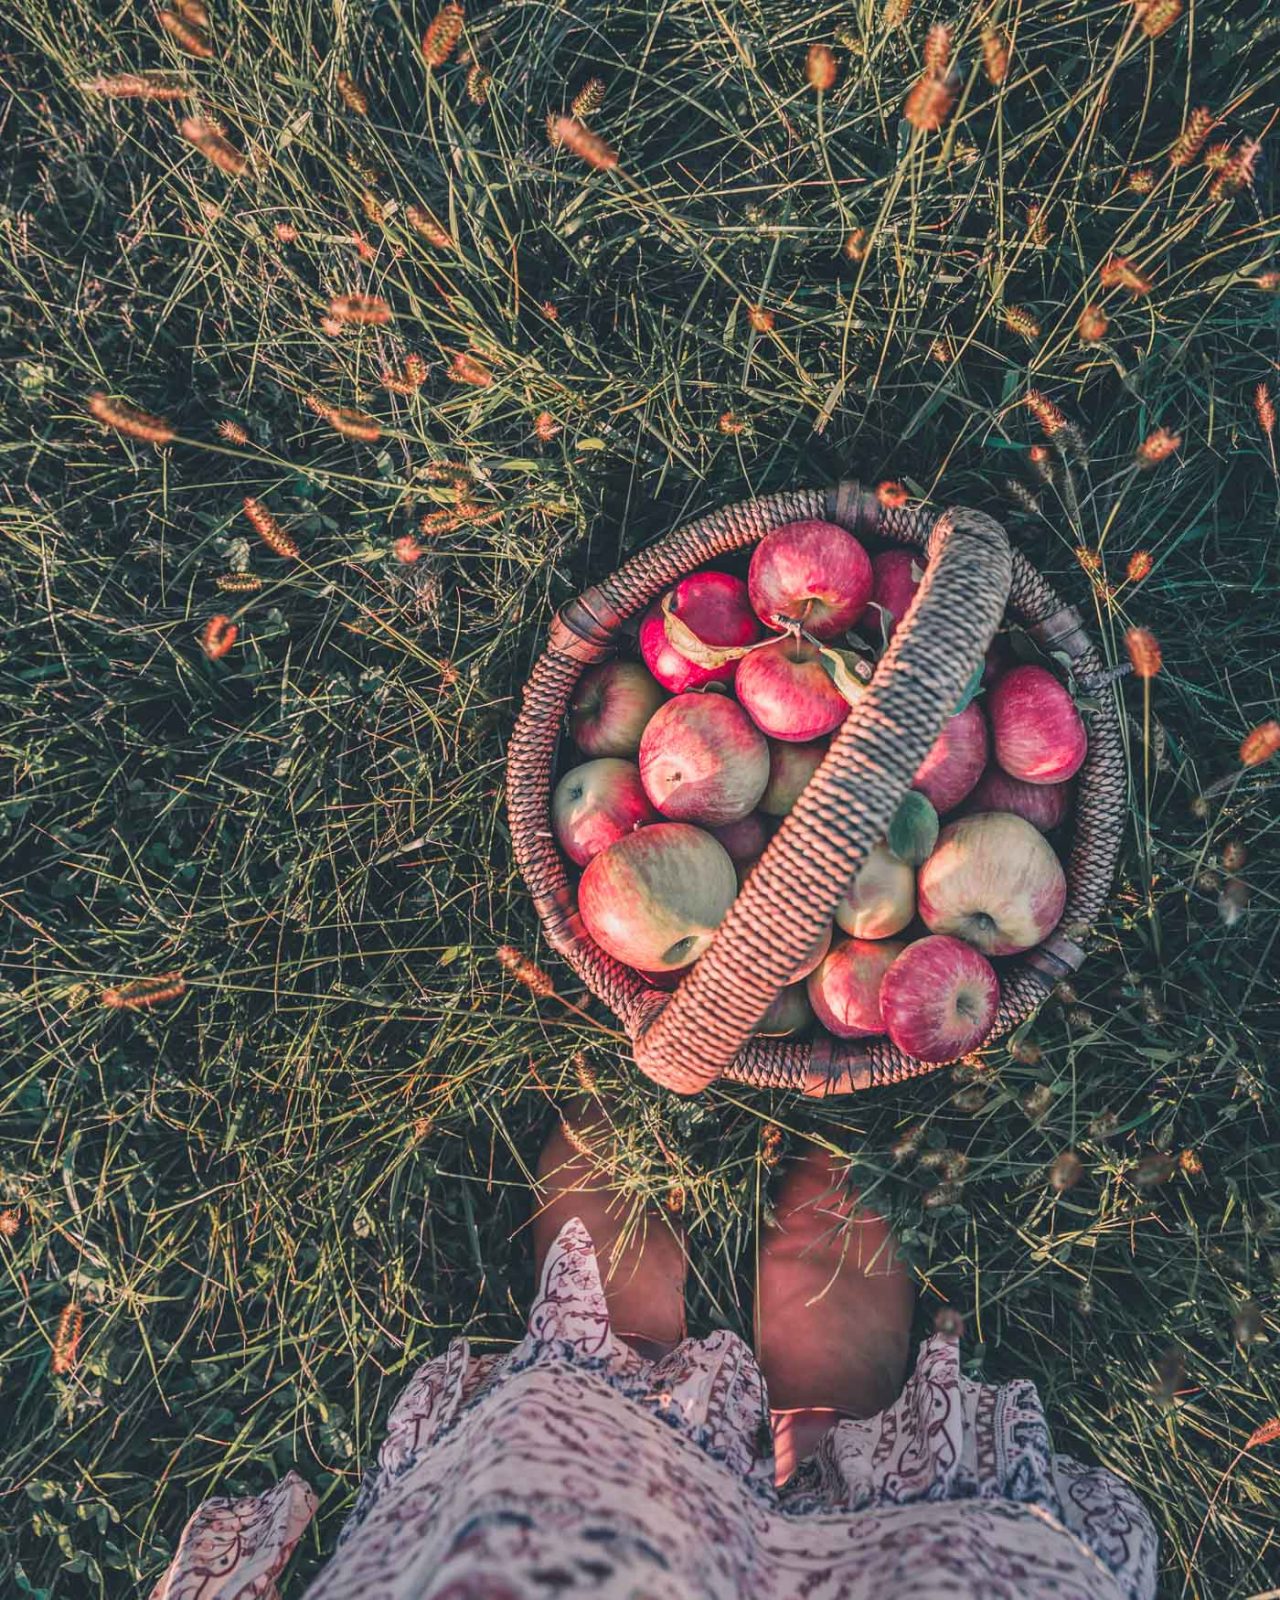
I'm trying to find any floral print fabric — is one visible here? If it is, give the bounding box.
[154,1217,1157,1600]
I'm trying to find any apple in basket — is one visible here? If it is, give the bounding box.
[987,664,1087,784]
[917,811,1067,955]
[880,935,1000,1063]
[759,738,828,816]
[834,841,915,940]
[578,822,738,972]
[859,548,920,641]
[735,638,852,742]
[552,759,658,867]
[568,661,666,759]
[913,702,989,814]
[748,520,873,639]
[639,571,761,694]
[639,692,770,825]
[962,768,1074,833]
[754,981,814,1037]
[807,938,906,1038]
[710,811,772,863]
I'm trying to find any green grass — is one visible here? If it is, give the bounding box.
[1,0,1278,1594]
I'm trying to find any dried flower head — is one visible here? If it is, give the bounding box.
[843,227,869,261]
[888,1122,925,1162]
[806,43,837,91]
[1133,1151,1176,1189]
[158,10,213,57]
[216,572,261,593]
[1219,876,1250,927]
[718,411,746,436]
[495,944,555,998]
[200,614,237,659]
[405,204,454,250]
[422,1,464,67]
[1239,720,1280,767]
[51,1304,84,1375]
[393,534,423,563]
[883,0,911,26]
[534,410,561,441]
[761,1122,784,1167]
[216,419,250,445]
[102,972,187,1009]
[466,63,491,103]
[934,1305,964,1339]
[1136,427,1181,467]
[665,1185,686,1215]
[876,480,909,508]
[180,117,247,175]
[336,70,369,115]
[449,351,492,387]
[981,26,1010,84]
[1255,382,1276,438]
[1049,1150,1085,1191]
[1004,305,1041,341]
[88,393,175,445]
[1026,203,1050,246]
[548,115,618,169]
[929,335,955,364]
[747,304,774,333]
[923,1180,964,1212]
[0,1208,20,1238]
[1126,549,1153,583]
[243,496,299,559]
[1128,166,1156,194]
[1125,625,1162,678]
[1208,140,1260,203]
[1009,1037,1041,1064]
[1169,107,1213,166]
[1024,390,1067,437]
[571,77,605,120]
[327,293,393,327]
[1077,303,1109,342]
[1020,1083,1054,1119]
[1100,256,1153,296]
[79,72,189,99]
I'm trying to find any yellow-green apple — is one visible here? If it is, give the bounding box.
[754,981,814,1036]
[568,661,666,758]
[917,811,1067,954]
[859,548,920,640]
[759,737,828,815]
[578,822,737,971]
[834,841,915,938]
[961,768,1074,832]
[639,571,760,693]
[748,520,873,639]
[988,664,1087,783]
[913,702,989,813]
[735,638,852,742]
[552,758,658,866]
[880,935,1000,1062]
[807,937,905,1038]
[639,692,769,824]
[710,811,772,863]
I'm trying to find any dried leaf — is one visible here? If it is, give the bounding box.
[660,591,761,668]
[817,644,874,706]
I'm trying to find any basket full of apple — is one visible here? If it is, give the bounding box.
[506,480,1125,1097]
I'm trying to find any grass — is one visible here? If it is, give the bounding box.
[0,0,1278,1593]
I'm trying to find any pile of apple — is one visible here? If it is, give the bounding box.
[552,519,1087,1065]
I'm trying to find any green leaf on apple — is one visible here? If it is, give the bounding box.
[888,790,939,866]
[660,591,763,669]
[817,644,875,706]
[952,662,985,714]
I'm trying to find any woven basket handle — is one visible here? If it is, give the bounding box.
[630,500,1013,1093]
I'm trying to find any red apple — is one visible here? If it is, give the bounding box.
[639,692,769,825]
[748,520,873,639]
[917,811,1067,955]
[579,822,737,971]
[552,758,658,866]
[759,738,828,816]
[880,936,1000,1063]
[913,702,990,814]
[858,548,920,641]
[834,841,915,939]
[961,768,1074,832]
[754,981,814,1036]
[569,661,666,758]
[710,811,772,863]
[988,664,1087,784]
[639,571,761,693]
[807,938,905,1038]
[735,638,853,742]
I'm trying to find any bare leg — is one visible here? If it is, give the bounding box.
[532,1106,687,1360]
[755,1145,915,1483]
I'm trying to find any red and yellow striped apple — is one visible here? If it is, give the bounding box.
[552,758,657,866]
[639,692,770,825]
[913,702,989,814]
[807,937,905,1038]
[988,664,1087,784]
[961,767,1074,832]
[639,571,760,693]
[735,638,852,742]
[880,935,1000,1062]
[917,811,1066,955]
[569,661,666,758]
[748,520,873,638]
[834,841,915,939]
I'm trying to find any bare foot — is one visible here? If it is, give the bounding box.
[756,1144,915,1481]
[532,1105,687,1361]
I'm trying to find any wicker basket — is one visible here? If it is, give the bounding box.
[506,480,1126,1097]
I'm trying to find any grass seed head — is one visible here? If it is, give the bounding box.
[1100,256,1153,296]
[157,10,213,57]
[1125,625,1163,678]
[1169,106,1213,166]
[102,973,187,1009]
[1077,303,1109,342]
[243,496,299,558]
[1025,389,1067,436]
[200,614,237,659]
[216,418,250,444]
[1136,0,1182,38]
[904,73,956,132]
[571,77,605,119]
[1254,382,1276,437]
[806,43,837,91]
[534,410,561,441]
[843,227,869,261]
[548,115,618,169]
[79,72,189,100]
[449,351,492,387]
[180,118,247,175]
[405,205,453,249]
[393,535,423,563]
[981,26,1010,84]
[466,64,491,103]
[923,23,952,76]
[495,945,555,998]
[215,572,261,592]
[747,304,774,332]
[875,479,908,508]
[1126,550,1153,583]
[1135,427,1181,467]
[327,293,393,326]
[51,1304,84,1375]
[882,0,911,26]
[1239,720,1280,767]
[336,70,369,115]
[1004,305,1041,341]
[1049,1150,1085,1190]
[422,2,464,67]
[88,393,175,445]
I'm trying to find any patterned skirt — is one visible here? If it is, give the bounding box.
[153,1217,1158,1600]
